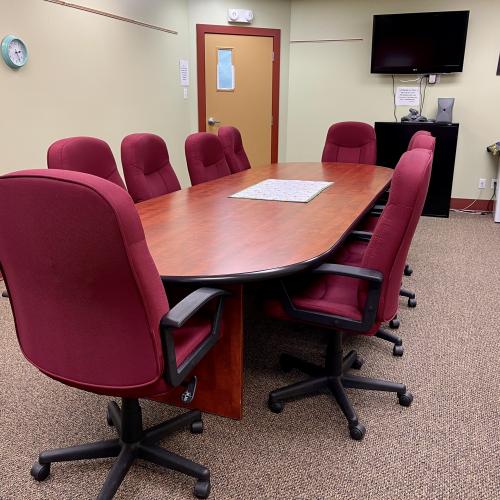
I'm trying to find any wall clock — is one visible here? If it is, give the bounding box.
[1,35,28,69]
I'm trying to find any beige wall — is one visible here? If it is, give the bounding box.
[187,0,291,161]
[2,0,497,199]
[0,0,290,187]
[288,0,500,199]
[0,0,192,184]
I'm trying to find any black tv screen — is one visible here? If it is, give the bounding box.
[371,11,469,74]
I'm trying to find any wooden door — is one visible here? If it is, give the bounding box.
[197,25,280,166]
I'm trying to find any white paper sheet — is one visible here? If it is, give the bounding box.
[179,59,189,86]
[229,179,334,203]
[395,86,420,106]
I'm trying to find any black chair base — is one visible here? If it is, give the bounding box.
[268,335,412,441]
[400,287,417,307]
[404,264,413,276]
[376,328,404,356]
[31,399,210,499]
[389,315,400,329]
[1,290,8,298]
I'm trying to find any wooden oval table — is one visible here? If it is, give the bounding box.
[137,162,393,419]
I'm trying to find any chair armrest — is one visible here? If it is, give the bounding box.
[160,287,230,387]
[161,287,229,328]
[279,264,383,333]
[312,263,382,283]
[349,230,373,242]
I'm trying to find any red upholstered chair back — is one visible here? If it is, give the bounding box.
[47,136,126,189]
[408,133,436,152]
[218,126,251,173]
[358,149,433,323]
[185,132,231,186]
[407,130,432,150]
[0,169,168,395]
[121,133,181,203]
[321,121,377,164]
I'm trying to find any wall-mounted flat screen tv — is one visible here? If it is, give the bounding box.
[371,11,470,74]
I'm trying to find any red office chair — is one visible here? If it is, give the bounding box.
[357,134,436,329]
[367,131,434,229]
[321,121,377,164]
[398,133,437,302]
[121,133,181,202]
[264,148,433,441]
[47,136,126,189]
[400,130,433,278]
[185,132,231,186]
[0,169,228,499]
[408,129,432,150]
[218,126,251,173]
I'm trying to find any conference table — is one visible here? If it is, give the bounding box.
[137,162,393,419]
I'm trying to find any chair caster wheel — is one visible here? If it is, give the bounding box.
[398,392,413,407]
[389,318,400,329]
[194,479,211,499]
[408,298,417,308]
[349,423,366,441]
[191,420,204,434]
[31,461,50,481]
[279,355,293,373]
[404,265,413,277]
[393,345,404,357]
[352,356,364,370]
[268,399,284,414]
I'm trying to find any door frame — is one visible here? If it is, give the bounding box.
[196,24,281,163]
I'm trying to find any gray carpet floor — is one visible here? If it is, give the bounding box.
[1,212,499,499]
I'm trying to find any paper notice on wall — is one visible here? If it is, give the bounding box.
[395,86,420,106]
[179,59,189,86]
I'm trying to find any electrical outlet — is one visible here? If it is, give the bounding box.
[491,178,497,189]
[479,178,487,189]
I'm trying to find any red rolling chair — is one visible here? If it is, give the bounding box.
[0,169,228,499]
[185,132,231,186]
[121,133,181,203]
[364,131,435,230]
[321,121,377,164]
[402,131,433,278]
[408,129,432,150]
[218,126,251,173]
[397,132,436,301]
[47,136,126,189]
[358,133,436,331]
[264,148,433,440]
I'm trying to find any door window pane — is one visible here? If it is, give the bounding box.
[217,48,235,91]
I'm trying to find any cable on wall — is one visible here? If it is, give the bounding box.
[391,75,398,122]
[43,0,178,35]
[290,38,363,43]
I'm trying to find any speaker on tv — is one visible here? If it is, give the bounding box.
[436,98,455,123]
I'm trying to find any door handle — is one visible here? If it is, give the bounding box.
[207,117,221,126]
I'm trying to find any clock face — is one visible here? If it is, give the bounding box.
[1,35,28,69]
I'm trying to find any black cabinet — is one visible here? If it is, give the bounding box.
[375,122,459,217]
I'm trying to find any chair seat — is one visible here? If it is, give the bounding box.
[331,239,367,266]
[144,315,212,399]
[173,315,212,366]
[266,239,375,325]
